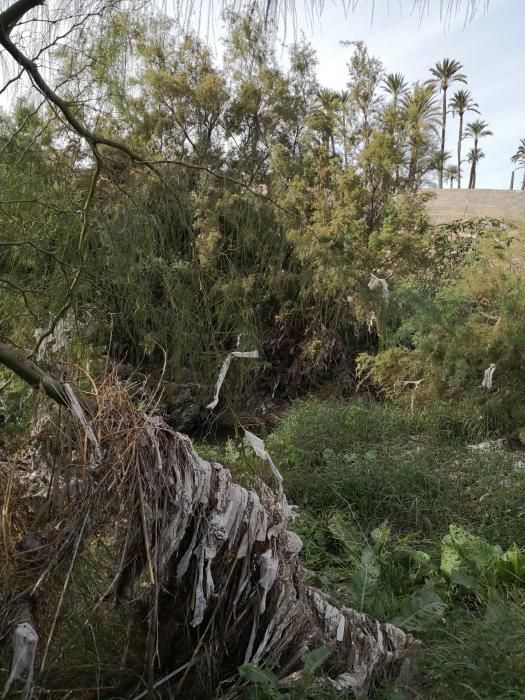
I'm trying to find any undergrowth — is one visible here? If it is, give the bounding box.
[201,398,525,699]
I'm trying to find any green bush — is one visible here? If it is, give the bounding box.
[360,232,525,434]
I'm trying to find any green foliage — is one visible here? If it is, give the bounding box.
[420,599,525,699]
[271,398,525,546]
[260,395,525,698]
[239,647,332,700]
[297,505,525,637]
[359,225,525,432]
[1,9,464,415]
[391,587,447,633]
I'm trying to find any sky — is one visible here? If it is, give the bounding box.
[290,0,524,189]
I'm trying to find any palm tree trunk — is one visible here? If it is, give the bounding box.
[457,112,463,188]
[469,137,478,189]
[439,88,447,188]
[342,109,348,168]
[522,171,525,190]
[408,144,417,188]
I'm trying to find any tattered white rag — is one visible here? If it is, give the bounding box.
[244,429,283,493]
[481,363,496,390]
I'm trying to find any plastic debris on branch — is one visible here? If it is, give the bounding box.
[481,363,496,390]
[244,429,283,494]
[368,274,390,298]
[207,351,259,410]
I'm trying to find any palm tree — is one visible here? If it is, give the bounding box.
[382,73,408,183]
[430,149,452,184]
[339,89,350,167]
[467,147,485,188]
[401,82,440,188]
[444,164,460,188]
[449,89,479,188]
[511,138,525,190]
[312,88,340,156]
[427,58,467,188]
[465,119,493,188]
[382,72,409,111]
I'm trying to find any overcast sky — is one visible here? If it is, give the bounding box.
[291,0,523,189]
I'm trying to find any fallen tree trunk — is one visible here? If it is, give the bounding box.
[1,369,417,698]
[0,341,69,406]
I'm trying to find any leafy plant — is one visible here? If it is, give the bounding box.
[239,647,331,700]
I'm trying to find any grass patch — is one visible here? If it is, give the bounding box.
[202,398,525,699]
[264,399,525,544]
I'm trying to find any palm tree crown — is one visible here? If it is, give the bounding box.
[449,89,479,188]
[511,138,525,165]
[511,138,525,190]
[428,58,467,91]
[382,72,409,102]
[449,89,479,117]
[444,164,460,187]
[465,120,492,188]
[465,119,493,140]
[467,147,485,163]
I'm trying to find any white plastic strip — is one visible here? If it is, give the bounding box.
[368,274,389,298]
[481,363,496,390]
[63,383,102,467]
[2,622,38,700]
[207,351,259,410]
[244,429,283,493]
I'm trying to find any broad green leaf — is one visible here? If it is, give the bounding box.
[497,545,525,585]
[239,663,282,699]
[350,546,380,611]
[327,512,363,561]
[391,587,447,632]
[440,538,462,577]
[303,646,331,677]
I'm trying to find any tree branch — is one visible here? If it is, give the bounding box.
[0,1,161,177]
[0,0,43,34]
[0,340,68,405]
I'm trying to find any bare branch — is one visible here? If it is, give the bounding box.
[0,0,43,34]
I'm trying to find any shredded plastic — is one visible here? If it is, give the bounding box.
[481,363,496,390]
[244,429,283,493]
[207,351,259,410]
[63,383,102,466]
[2,622,38,700]
[368,274,389,298]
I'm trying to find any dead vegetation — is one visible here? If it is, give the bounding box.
[1,373,416,698]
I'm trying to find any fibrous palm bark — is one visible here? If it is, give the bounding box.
[1,373,417,698]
